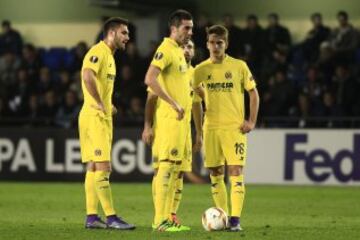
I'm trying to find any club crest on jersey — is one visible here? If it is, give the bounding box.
[154,52,163,60]
[90,56,98,63]
[225,71,232,80]
[171,148,178,156]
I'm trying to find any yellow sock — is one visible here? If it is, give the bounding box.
[84,171,98,215]
[210,174,229,214]
[94,171,116,216]
[154,161,175,226]
[171,176,183,215]
[164,168,179,219]
[152,173,157,212]
[229,175,245,217]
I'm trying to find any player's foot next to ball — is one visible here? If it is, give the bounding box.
[229,216,243,232]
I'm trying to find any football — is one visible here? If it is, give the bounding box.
[201,207,228,231]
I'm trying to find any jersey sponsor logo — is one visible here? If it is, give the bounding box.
[225,71,232,80]
[206,82,234,92]
[107,74,115,80]
[90,56,98,63]
[154,52,163,60]
[94,149,102,156]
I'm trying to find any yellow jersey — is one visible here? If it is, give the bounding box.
[80,41,116,118]
[150,37,190,120]
[194,55,256,130]
[148,64,201,123]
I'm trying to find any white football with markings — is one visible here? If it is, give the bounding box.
[202,207,228,231]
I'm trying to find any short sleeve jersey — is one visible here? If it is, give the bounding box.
[193,55,256,130]
[148,64,201,123]
[150,37,190,120]
[81,41,116,118]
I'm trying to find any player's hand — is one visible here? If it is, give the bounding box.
[240,120,255,134]
[142,126,154,146]
[171,102,185,120]
[112,105,117,115]
[91,102,106,115]
[193,132,203,152]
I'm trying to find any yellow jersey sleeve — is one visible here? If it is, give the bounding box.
[242,62,256,91]
[82,46,104,74]
[150,45,171,71]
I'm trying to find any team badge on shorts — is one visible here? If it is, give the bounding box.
[94,149,102,156]
[90,56,98,63]
[225,71,232,80]
[154,52,163,60]
[171,148,178,157]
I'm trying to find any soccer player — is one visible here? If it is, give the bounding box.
[144,9,194,232]
[193,25,260,231]
[78,17,135,230]
[142,39,202,231]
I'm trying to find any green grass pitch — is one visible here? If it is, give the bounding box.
[0,183,359,240]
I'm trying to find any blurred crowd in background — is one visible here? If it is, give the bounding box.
[0,11,360,128]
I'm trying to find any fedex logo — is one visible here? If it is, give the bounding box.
[285,134,360,182]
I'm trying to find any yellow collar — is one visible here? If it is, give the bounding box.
[100,40,112,54]
[164,37,180,48]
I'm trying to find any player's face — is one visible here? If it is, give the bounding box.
[182,40,194,63]
[175,20,193,45]
[207,34,227,58]
[113,25,130,50]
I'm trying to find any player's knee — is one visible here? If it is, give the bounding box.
[228,165,243,176]
[95,162,112,172]
[208,166,224,176]
[86,161,96,172]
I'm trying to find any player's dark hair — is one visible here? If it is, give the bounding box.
[206,25,228,42]
[168,9,192,28]
[103,17,129,37]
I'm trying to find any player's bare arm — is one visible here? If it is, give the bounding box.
[240,88,260,134]
[142,92,158,145]
[144,65,184,120]
[193,85,205,100]
[82,68,106,114]
[192,101,203,152]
